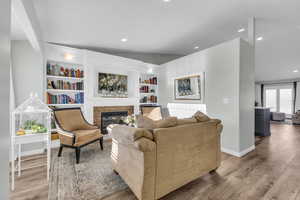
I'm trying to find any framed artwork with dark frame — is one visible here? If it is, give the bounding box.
[174,75,202,100]
[98,72,128,98]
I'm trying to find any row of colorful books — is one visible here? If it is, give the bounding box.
[47,63,84,78]
[47,79,84,90]
[47,92,84,104]
[140,95,157,103]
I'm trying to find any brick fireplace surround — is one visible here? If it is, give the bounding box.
[93,106,134,131]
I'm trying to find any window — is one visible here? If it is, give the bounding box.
[279,89,293,115]
[265,89,277,112]
[264,84,294,117]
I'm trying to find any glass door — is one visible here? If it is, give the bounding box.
[265,89,277,112]
[279,88,293,117]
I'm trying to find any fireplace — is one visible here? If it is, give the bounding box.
[101,111,128,134]
[93,106,134,134]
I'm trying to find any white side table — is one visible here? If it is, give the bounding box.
[11,133,51,191]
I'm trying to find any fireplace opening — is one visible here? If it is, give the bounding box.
[101,111,128,134]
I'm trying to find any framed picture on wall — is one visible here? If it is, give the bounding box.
[98,72,128,98]
[174,75,202,100]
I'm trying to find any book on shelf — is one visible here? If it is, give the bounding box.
[47,92,84,104]
[139,76,157,85]
[140,95,157,103]
[47,62,84,78]
[47,79,84,90]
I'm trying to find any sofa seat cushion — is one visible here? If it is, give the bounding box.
[193,111,210,122]
[73,129,102,147]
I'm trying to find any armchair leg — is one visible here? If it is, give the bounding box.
[75,147,81,164]
[99,138,103,150]
[58,145,64,157]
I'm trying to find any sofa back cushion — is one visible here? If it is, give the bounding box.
[136,115,178,129]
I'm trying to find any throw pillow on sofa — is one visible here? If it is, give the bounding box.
[193,111,210,122]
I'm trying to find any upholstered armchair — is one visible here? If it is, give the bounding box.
[53,107,103,164]
[140,105,162,121]
[292,111,300,125]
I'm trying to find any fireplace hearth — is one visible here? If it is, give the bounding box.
[101,111,128,134]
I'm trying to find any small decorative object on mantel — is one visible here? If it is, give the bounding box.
[174,74,203,100]
[98,72,128,98]
[122,115,136,127]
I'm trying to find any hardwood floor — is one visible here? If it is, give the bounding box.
[10,124,300,200]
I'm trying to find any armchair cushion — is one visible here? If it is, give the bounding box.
[73,129,102,147]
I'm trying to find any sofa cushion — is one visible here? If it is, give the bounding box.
[136,115,178,129]
[177,117,198,126]
[193,111,210,122]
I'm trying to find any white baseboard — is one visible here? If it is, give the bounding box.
[221,145,255,157]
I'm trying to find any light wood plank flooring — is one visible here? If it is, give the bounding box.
[10,123,300,200]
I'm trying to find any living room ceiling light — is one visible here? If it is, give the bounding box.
[194,46,199,49]
[256,36,263,41]
[64,53,74,60]
[238,28,245,33]
[163,0,171,2]
[293,69,299,73]
[121,38,128,42]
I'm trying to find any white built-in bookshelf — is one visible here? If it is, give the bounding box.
[139,73,159,105]
[45,60,85,107]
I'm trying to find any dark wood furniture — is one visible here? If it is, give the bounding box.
[255,107,271,136]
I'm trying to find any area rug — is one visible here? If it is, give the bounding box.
[48,142,128,200]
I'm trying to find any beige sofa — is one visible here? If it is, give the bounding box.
[110,119,223,200]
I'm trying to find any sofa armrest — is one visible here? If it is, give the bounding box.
[111,125,154,152]
[111,125,156,200]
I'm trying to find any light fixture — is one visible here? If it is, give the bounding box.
[194,46,199,50]
[256,36,263,41]
[238,28,245,33]
[64,53,74,60]
[163,0,171,2]
[121,38,128,42]
[293,69,299,73]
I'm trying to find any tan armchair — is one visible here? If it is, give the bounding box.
[53,107,103,164]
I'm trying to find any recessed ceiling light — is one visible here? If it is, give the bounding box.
[121,38,128,42]
[163,0,171,2]
[293,69,299,73]
[256,36,263,41]
[238,28,245,33]
[194,46,199,49]
[64,53,74,60]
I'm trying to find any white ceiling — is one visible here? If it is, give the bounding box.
[28,0,300,81]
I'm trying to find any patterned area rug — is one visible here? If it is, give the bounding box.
[48,142,128,200]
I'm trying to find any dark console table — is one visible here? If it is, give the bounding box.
[255,107,271,136]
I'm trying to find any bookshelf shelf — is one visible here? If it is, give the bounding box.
[46,75,84,81]
[139,73,158,105]
[47,89,84,93]
[47,104,83,106]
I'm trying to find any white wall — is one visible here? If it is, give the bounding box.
[160,38,255,156]
[0,0,10,197]
[11,40,43,105]
[44,43,160,124]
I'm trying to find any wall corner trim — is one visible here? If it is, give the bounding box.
[221,145,255,157]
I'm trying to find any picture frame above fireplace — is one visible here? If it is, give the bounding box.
[98,72,128,98]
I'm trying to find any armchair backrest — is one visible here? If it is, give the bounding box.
[53,108,90,131]
[140,105,162,121]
